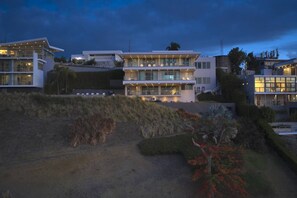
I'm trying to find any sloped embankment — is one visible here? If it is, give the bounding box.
[0,93,187,138]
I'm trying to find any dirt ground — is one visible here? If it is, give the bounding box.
[1,110,297,198]
[0,111,195,198]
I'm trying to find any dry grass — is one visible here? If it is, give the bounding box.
[0,93,185,138]
[70,114,116,147]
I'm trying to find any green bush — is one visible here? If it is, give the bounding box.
[256,119,297,174]
[260,106,275,122]
[197,92,225,102]
[69,70,124,89]
[138,134,200,160]
[217,70,247,104]
[46,70,124,93]
[237,104,262,120]
[234,118,266,151]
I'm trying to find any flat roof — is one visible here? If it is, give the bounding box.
[0,37,64,52]
[274,58,297,68]
[82,50,123,55]
[121,50,199,58]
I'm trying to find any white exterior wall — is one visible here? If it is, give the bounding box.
[33,52,43,88]
[194,57,216,93]
[180,90,195,102]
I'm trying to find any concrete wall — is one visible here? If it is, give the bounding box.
[194,57,216,93]
[33,52,43,88]
[180,90,195,102]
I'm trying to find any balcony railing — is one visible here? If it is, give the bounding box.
[127,90,181,96]
[124,76,194,81]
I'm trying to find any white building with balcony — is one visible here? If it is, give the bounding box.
[121,51,199,102]
[71,50,123,68]
[194,56,216,94]
[244,58,297,106]
[0,38,63,91]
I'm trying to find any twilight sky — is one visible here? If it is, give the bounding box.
[1,0,297,59]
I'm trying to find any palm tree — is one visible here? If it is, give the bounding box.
[51,64,76,94]
[166,42,181,51]
[62,67,76,93]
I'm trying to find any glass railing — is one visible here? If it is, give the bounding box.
[0,66,11,72]
[13,66,33,72]
[141,90,159,95]
[160,90,180,95]
[127,90,141,96]
[124,76,194,81]
[124,64,194,67]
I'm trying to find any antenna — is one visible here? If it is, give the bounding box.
[220,39,224,55]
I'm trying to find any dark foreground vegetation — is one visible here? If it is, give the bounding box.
[1,92,297,197]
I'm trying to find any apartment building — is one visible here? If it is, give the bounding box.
[121,51,199,102]
[0,38,63,91]
[245,58,297,106]
[194,56,216,94]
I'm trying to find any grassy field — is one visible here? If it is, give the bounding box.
[0,93,186,138]
[0,94,297,197]
[244,149,297,198]
[138,135,297,197]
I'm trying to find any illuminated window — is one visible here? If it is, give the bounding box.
[255,77,264,92]
[0,50,8,55]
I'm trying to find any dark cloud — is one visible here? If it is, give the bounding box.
[0,0,297,58]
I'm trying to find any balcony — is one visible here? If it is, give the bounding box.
[123,76,195,85]
[123,65,195,71]
[126,90,181,96]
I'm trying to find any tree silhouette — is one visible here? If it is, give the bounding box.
[246,52,259,72]
[228,47,246,74]
[51,64,76,94]
[166,42,181,50]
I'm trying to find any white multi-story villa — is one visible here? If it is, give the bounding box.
[121,51,199,102]
[0,38,63,91]
[194,56,216,94]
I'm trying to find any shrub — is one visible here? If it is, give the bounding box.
[138,134,200,160]
[237,104,261,120]
[197,92,224,102]
[256,119,297,174]
[234,118,266,151]
[260,106,275,122]
[70,114,116,147]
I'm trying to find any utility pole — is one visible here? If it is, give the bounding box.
[220,39,224,55]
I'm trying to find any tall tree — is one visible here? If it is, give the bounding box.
[50,65,76,94]
[246,52,259,72]
[228,47,246,74]
[166,42,181,50]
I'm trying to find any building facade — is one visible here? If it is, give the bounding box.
[245,58,297,107]
[71,51,123,68]
[194,56,216,94]
[121,51,199,102]
[215,55,231,73]
[0,38,63,91]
